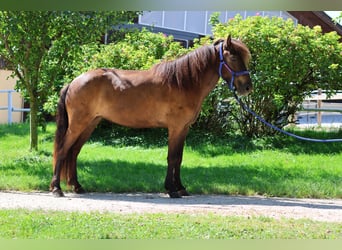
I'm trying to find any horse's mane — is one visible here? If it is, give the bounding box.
[151,38,251,89]
[151,45,215,89]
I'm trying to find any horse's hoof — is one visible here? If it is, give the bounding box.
[178,189,190,197]
[168,191,182,198]
[73,186,86,194]
[52,187,65,197]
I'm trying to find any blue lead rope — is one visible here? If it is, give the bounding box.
[217,41,342,142]
[233,92,342,143]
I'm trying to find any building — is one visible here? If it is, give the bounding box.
[0,70,24,124]
[288,11,342,41]
[137,11,342,46]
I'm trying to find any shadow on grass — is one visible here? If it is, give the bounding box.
[72,191,342,211]
[2,149,341,198]
[264,129,342,155]
[0,123,30,137]
[75,158,341,198]
[1,122,341,156]
[90,124,342,156]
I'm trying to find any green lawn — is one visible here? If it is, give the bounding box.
[0,124,342,198]
[1,122,342,240]
[0,122,341,198]
[0,209,341,239]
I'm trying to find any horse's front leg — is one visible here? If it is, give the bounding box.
[165,127,189,198]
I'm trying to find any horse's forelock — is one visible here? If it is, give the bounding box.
[231,39,251,68]
[215,37,251,68]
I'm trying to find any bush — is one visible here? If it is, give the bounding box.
[49,18,342,138]
[203,15,342,137]
[71,28,185,75]
[45,29,186,115]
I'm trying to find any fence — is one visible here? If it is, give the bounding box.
[297,90,342,126]
[1,88,341,126]
[0,90,30,124]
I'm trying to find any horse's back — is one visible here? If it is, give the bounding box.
[66,68,174,128]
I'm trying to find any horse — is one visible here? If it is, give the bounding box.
[50,35,252,198]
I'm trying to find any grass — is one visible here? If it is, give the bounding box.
[0,209,341,239]
[0,122,341,198]
[0,122,342,240]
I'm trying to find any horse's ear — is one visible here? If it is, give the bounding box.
[225,35,232,51]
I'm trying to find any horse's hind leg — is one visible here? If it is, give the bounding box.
[51,132,81,197]
[66,118,101,194]
[51,117,99,197]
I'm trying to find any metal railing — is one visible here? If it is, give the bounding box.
[297,89,342,126]
[0,89,30,124]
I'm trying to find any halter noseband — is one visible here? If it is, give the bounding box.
[218,42,250,91]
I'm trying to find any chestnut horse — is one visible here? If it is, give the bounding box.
[50,35,252,198]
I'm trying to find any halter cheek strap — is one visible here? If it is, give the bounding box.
[218,42,250,91]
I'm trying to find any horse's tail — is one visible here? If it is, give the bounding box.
[52,84,70,182]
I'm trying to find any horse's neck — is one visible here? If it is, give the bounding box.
[115,61,220,93]
[198,68,221,98]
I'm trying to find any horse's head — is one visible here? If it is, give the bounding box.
[216,35,252,96]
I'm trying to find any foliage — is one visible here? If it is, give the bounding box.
[0,11,139,150]
[65,28,186,79]
[205,15,342,137]
[333,12,342,24]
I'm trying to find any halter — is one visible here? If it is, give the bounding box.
[218,42,250,91]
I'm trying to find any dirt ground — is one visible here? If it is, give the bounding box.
[1,191,341,222]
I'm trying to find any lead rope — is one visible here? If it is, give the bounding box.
[218,40,342,142]
[232,91,342,143]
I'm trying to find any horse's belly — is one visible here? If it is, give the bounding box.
[102,102,169,128]
[83,80,196,129]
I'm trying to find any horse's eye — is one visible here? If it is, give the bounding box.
[230,55,238,61]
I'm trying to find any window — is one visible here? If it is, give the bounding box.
[139,11,298,36]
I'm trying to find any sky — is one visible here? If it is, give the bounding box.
[325,11,341,24]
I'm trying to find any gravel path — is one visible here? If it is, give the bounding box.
[1,191,341,222]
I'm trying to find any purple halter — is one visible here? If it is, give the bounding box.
[218,42,250,91]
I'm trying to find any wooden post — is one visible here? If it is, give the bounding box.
[317,89,322,126]
[7,90,13,124]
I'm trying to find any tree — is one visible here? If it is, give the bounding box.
[0,11,138,150]
[334,12,342,24]
[68,28,186,75]
[202,15,342,137]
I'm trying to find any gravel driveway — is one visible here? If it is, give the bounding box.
[1,191,342,222]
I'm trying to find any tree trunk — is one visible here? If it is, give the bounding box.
[29,96,39,151]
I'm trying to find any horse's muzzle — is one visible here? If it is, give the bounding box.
[237,79,253,96]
